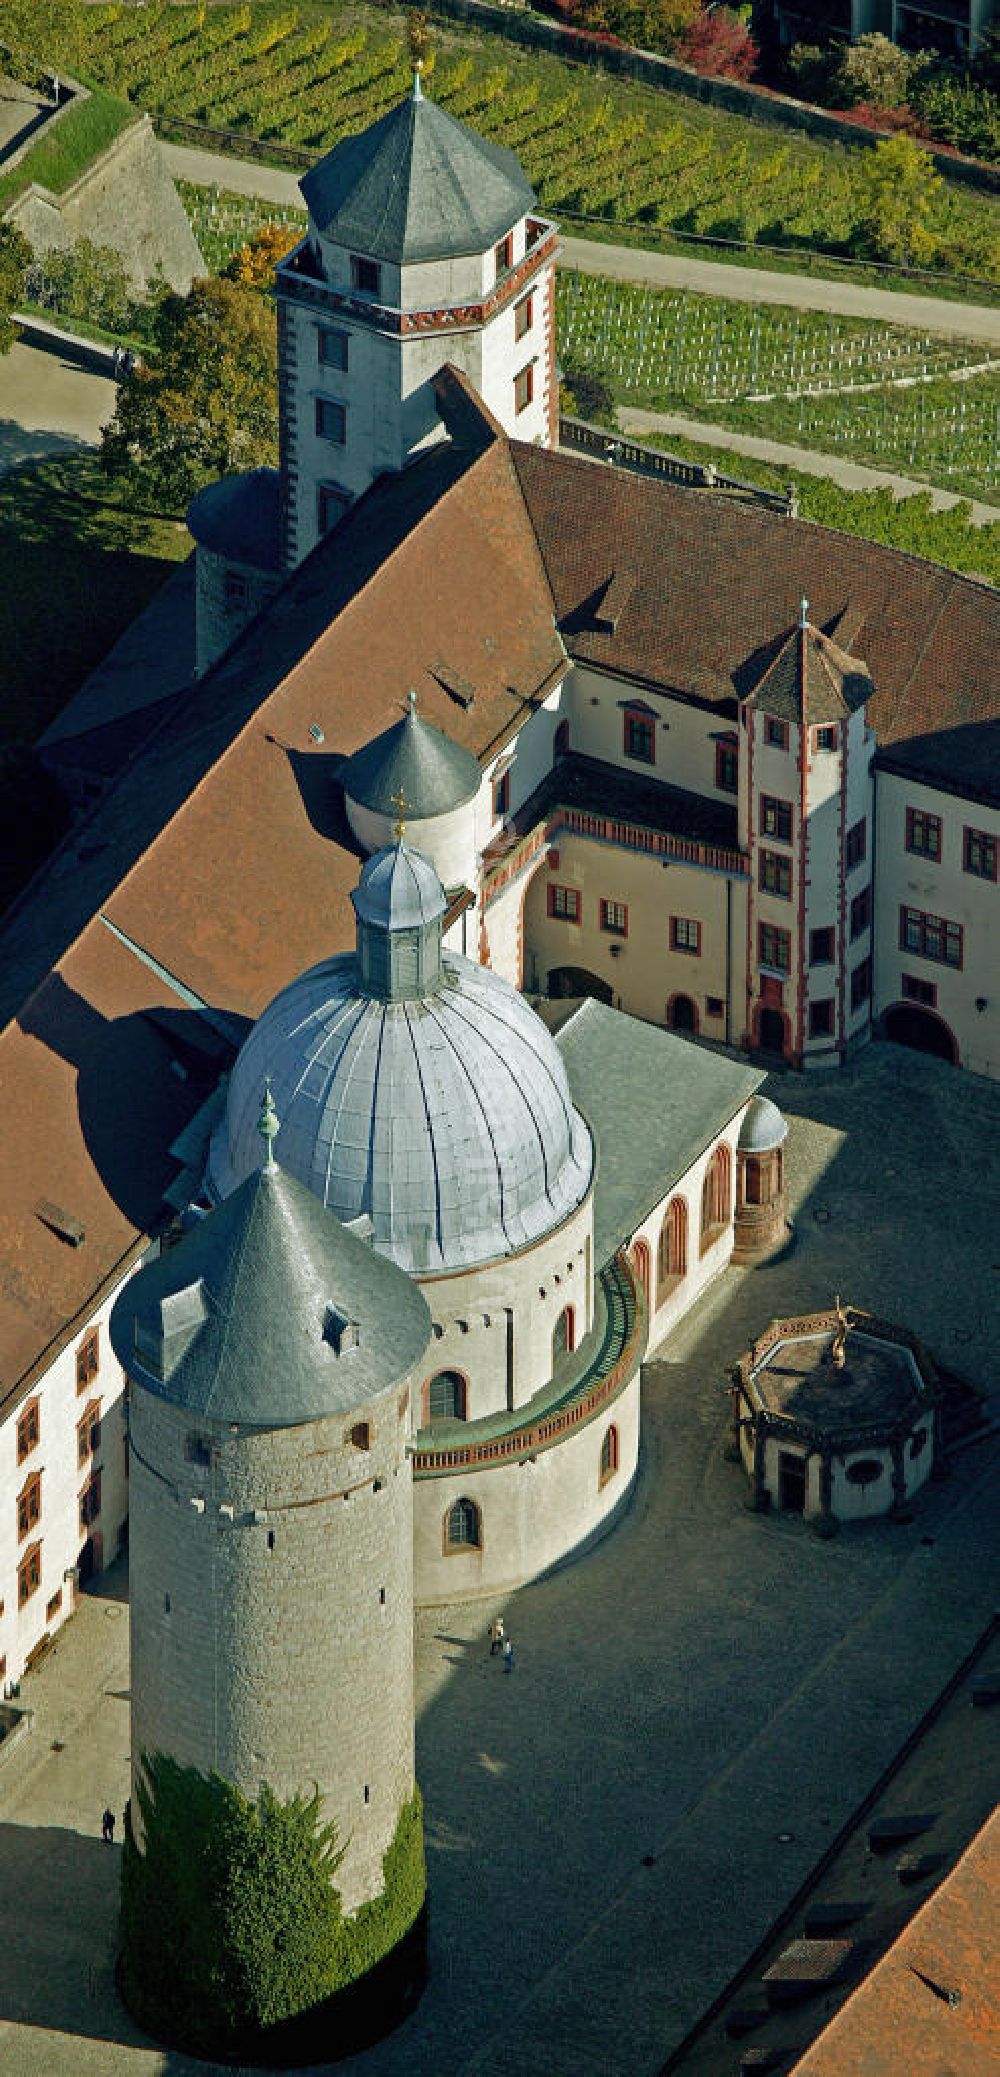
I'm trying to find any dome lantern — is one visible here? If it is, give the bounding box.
[350,834,447,1002]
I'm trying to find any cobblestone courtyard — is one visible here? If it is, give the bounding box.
[0,1043,997,2077]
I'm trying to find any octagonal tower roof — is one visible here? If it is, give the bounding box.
[300,76,538,266]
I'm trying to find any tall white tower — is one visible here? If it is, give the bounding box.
[739,600,875,1066]
[110,1100,432,1979]
[275,74,559,568]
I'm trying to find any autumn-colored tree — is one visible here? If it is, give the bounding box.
[100,276,278,505]
[852,133,942,267]
[0,223,31,355]
[224,221,299,289]
[674,5,758,80]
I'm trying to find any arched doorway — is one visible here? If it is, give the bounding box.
[667,993,697,1034]
[883,1003,958,1064]
[548,966,613,1005]
[757,1006,788,1056]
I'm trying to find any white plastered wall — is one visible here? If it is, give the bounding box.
[875,770,999,1078]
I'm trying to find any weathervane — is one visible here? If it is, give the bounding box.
[390,786,408,840]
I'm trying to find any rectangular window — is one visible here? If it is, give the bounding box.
[671,916,702,955]
[16,1398,39,1464]
[492,768,510,820]
[899,906,963,967]
[318,326,349,371]
[759,850,792,899]
[906,807,942,861]
[79,1473,102,1534]
[318,483,350,534]
[315,397,346,444]
[902,973,937,1007]
[350,255,381,296]
[814,725,838,752]
[76,1330,99,1392]
[809,926,835,965]
[18,1542,41,1608]
[46,1589,62,1622]
[845,819,866,870]
[514,363,534,415]
[851,957,872,1011]
[850,886,871,940]
[759,923,791,974]
[964,826,997,879]
[17,1472,41,1542]
[706,996,724,1017]
[809,999,835,1038]
[514,292,533,342]
[765,717,789,749]
[715,738,738,793]
[77,1400,101,1468]
[760,794,792,844]
[495,232,513,279]
[548,884,580,922]
[599,899,628,937]
[223,570,248,611]
[624,711,655,765]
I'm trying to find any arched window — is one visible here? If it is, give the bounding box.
[554,719,570,761]
[700,1145,732,1254]
[745,1157,762,1206]
[657,1196,688,1301]
[445,1497,481,1550]
[599,1425,619,1488]
[631,1237,651,1309]
[552,1306,575,1368]
[349,1421,370,1451]
[428,1371,467,1423]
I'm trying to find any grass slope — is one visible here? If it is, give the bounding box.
[0,82,138,208]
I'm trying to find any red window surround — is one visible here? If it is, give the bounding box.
[814,725,838,752]
[623,708,656,765]
[493,768,510,819]
[765,717,789,750]
[513,362,534,414]
[906,807,942,861]
[902,973,938,1007]
[850,886,871,940]
[964,826,997,879]
[899,906,962,968]
[548,884,580,923]
[670,916,701,955]
[759,923,791,974]
[715,737,738,793]
[514,292,533,342]
[759,850,792,899]
[760,794,792,844]
[599,899,628,937]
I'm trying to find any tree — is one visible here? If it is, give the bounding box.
[832,31,928,111]
[0,223,31,356]
[223,221,299,289]
[674,6,758,81]
[100,275,278,505]
[852,133,942,267]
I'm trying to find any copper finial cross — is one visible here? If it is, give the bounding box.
[390,786,407,839]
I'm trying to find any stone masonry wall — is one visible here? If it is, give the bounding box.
[129,1379,415,1913]
[7,113,203,290]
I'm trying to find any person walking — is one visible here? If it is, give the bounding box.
[503,1638,514,1674]
[489,1615,505,1657]
[101,1806,115,1843]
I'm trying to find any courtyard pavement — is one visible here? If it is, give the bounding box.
[0,1043,997,2077]
[0,338,115,472]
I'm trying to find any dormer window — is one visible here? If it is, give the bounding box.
[325,1304,359,1354]
[495,233,513,280]
[350,255,381,297]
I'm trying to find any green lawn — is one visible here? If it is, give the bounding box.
[15,0,1000,283]
[0,81,137,208]
[0,451,187,749]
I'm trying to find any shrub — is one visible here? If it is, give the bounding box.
[0,222,31,354]
[25,236,136,333]
[674,5,758,81]
[852,132,942,267]
[786,43,838,107]
[832,32,929,112]
[223,220,299,286]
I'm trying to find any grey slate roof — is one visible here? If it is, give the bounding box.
[343,704,481,818]
[209,949,593,1276]
[185,468,282,571]
[300,81,538,265]
[109,1160,431,1426]
[352,838,447,930]
[556,1000,764,1268]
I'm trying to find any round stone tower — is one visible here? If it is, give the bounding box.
[342,690,483,893]
[110,1102,432,1928]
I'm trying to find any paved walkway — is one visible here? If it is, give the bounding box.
[161,141,1000,345]
[618,405,1000,525]
[0,337,115,472]
[0,1044,997,2076]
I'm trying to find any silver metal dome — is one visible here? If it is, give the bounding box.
[352,840,447,931]
[738,1095,788,1153]
[209,951,594,1275]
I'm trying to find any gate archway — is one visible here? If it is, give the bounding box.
[883,1003,958,1064]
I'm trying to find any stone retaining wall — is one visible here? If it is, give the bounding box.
[6,111,203,290]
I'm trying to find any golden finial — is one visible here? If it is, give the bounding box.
[390,786,408,840]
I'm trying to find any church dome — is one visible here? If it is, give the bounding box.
[738,1095,788,1153]
[343,697,481,822]
[208,842,593,1275]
